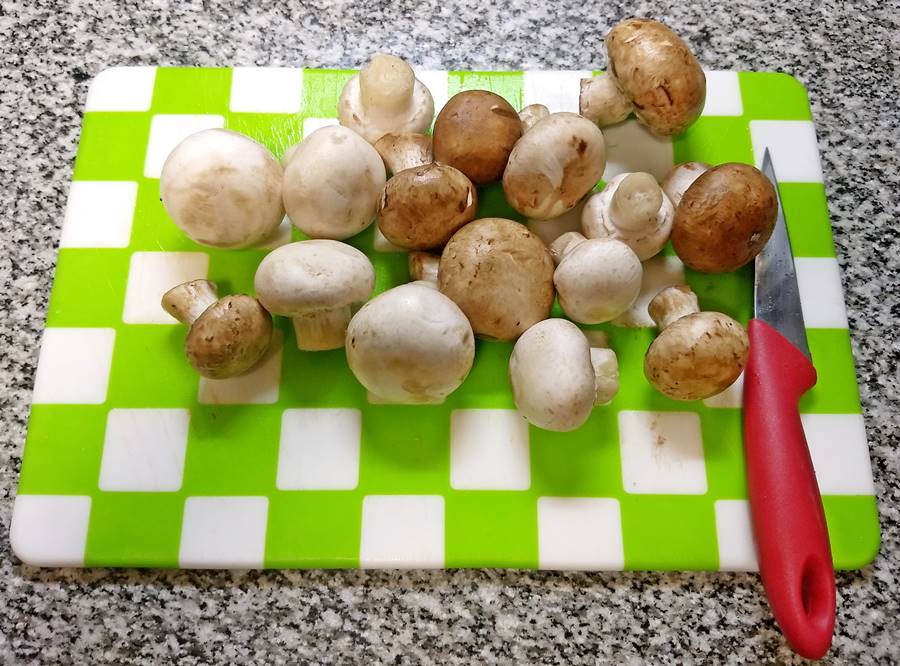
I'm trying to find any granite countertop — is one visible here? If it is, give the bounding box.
[1,1,898,663]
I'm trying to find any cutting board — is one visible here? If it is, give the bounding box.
[11,66,879,570]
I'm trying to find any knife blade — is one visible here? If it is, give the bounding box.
[742,148,835,659]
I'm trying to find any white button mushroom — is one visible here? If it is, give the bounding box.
[346,282,475,404]
[254,240,375,351]
[644,285,749,400]
[581,172,675,260]
[373,132,433,174]
[282,126,386,240]
[551,233,642,324]
[338,54,435,144]
[509,319,619,432]
[161,279,273,378]
[160,129,284,248]
[579,74,633,126]
[661,161,710,207]
[518,103,550,132]
[408,251,440,285]
[502,112,607,220]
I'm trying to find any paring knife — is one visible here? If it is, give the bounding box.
[743,148,835,659]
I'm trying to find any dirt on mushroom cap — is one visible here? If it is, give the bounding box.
[185,295,273,379]
[377,163,478,250]
[432,90,523,185]
[672,162,777,273]
[607,18,706,136]
[438,218,555,341]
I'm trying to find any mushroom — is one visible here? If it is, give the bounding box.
[672,162,777,273]
[337,54,435,144]
[373,132,433,174]
[661,161,710,207]
[519,103,550,132]
[551,232,642,324]
[346,282,475,403]
[282,125,386,240]
[582,172,675,260]
[509,319,619,431]
[580,19,706,136]
[439,218,555,341]
[161,279,273,379]
[408,251,440,285]
[377,162,478,250]
[502,112,606,219]
[160,129,284,248]
[432,90,523,184]
[579,74,633,126]
[644,285,749,400]
[254,240,375,351]
[525,197,588,248]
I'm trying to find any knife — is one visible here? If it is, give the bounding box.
[742,148,835,659]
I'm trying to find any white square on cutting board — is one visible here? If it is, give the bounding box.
[416,70,449,117]
[60,181,138,248]
[602,120,674,181]
[803,413,874,495]
[85,66,157,112]
[522,70,591,113]
[619,410,707,494]
[179,496,269,568]
[450,409,530,490]
[10,495,92,567]
[277,408,362,490]
[99,408,190,492]
[538,497,624,570]
[144,114,225,178]
[702,70,743,116]
[32,328,116,405]
[715,499,759,571]
[122,251,209,324]
[750,120,824,183]
[230,67,304,114]
[794,257,849,328]
[360,495,445,568]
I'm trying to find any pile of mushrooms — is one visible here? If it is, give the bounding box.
[154,31,769,432]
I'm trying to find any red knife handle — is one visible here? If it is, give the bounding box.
[743,319,835,659]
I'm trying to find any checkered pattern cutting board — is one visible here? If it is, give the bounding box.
[11,67,879,571]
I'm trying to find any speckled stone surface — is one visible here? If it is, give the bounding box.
[1,1,898,663]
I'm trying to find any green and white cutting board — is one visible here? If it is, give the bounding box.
[11,67,879,571]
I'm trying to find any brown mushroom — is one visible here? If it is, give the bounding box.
[432,90,523,184]
[644,285,748,401]
[438,218,555,341]
[502,112,607,220]
[580,19,706,136]
[672,162,777,273]
[377,163,478,250]
[162,279,273,379]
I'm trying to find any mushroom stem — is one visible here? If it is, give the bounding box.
[579,75,633,126]
[292,306,352,351]
[359,54,415,118]
[662,161,710,207]
[519,104,549,132]
[648,285,700,330]
[591,347,619,405]
[610,172,664,232]
[161,279,219,325]
[549,231,587,265]
[374,133,433,174]
[408,251,440,284]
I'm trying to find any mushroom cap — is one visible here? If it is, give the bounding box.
[282,126,386,240]
[606,18,706,136]
[337,72,434,144]
[346,282,475,403]
[644,311,749,400]
[582,173,675,260]
[661,161,710,207]
[254,240,375,316]
[672,162,777,273]
[509,318,596,432]
[377,163,478,250]
[432,90,523,185]
[185,295,273,379]
[373,132,433,174]
[438,218,555,341]
[160,129,284,249]
[554,238,642,323]
[502,112,607,220]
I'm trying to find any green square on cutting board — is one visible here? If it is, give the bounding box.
[14,67,877,572]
